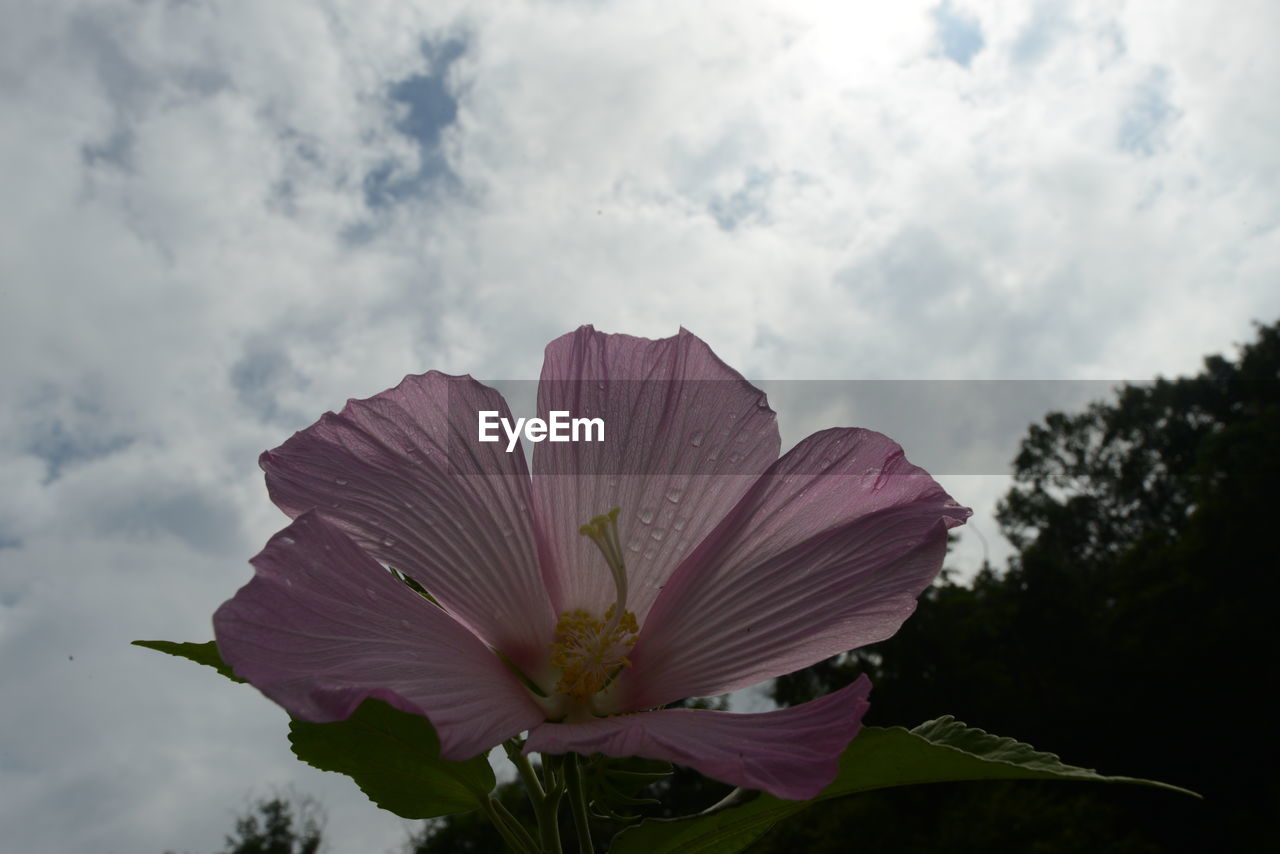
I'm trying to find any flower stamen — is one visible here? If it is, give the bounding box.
[549,605,639,702]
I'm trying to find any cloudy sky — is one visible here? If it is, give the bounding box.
[1,1,1276,851]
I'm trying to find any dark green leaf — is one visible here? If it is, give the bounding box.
[582,755,672,821]
[611,719,1197,854]
[132,639,244,683]
[829,717,1199,798]
[288,698,495,819]
[134,639,493,819]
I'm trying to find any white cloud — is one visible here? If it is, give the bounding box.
[1,1,1276,851]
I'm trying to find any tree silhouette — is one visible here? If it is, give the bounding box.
[765,319,1279,851]
[219,796,323,854]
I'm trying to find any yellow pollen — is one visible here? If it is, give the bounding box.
[549,605,639,702]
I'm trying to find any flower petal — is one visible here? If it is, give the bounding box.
[258,372,554,671]
[532,326,780,622]
[213,512,546,760]
[526,675,872,800]
[618,429,970,709]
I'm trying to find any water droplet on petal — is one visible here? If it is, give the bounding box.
[673,516,689,532]
[665,487,683,504]
[365,587,378,600]
[335,478,348,486]
[642,546,657,560]
[279,536,296,545]
[690,431,705,447]
[650,529,666,542]
[381,537,396,547]
[638,507,656,525]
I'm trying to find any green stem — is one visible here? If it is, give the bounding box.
[537,754,566,854]
[484,797,540,854]
[504,739,547,810]
[564,753,595,854]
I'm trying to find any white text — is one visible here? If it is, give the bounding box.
[477,410,605,452]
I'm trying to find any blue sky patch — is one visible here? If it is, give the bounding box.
[26,419,134,484]
[229,345,307,424]
[1011,0,1069,67]
[363,37,467,210]
[1119,68,1178,157]
[932,2,985,68]
[708,168,775,231]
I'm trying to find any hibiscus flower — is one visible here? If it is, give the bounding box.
[214,326,969,800]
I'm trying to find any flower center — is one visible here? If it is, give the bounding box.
[548,508,639,703]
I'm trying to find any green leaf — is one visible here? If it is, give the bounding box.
[899,716,1199,793]
[132,639,245,683]
[609,788,798,854]
[133,639,495,819]
[584,755,673,820]
[611,717,1198,854]
[288,698,496,819]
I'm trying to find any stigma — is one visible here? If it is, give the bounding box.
[548,508,639,703]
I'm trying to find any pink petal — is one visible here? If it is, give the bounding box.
[259,372,554,672]
[618,429,970,709]
[213,512,546,760]
[532,326,780,622]
[526,675,872,800]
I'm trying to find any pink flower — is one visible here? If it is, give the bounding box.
[214,327,969,800]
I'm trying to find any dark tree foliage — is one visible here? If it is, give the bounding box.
[402,776,532,854]
[765,320,1279,852]
[218,797,323,854]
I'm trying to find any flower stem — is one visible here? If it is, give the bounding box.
[484,797,539,854]
[504,739,546,810]
[536,753,566,854]
[564,753,595,854]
